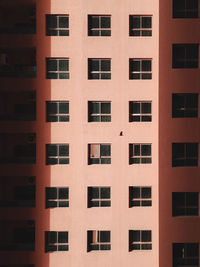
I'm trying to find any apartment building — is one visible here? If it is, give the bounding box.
[0,0,198,267]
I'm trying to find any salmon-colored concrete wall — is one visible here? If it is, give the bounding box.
[159,1,200,267]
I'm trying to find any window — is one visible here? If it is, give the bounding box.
[87,230,111,251]
[172,94,198,118]
[172,44,199,68]
[129,59,152,79]
[88,59,111,80]
[46,15,69,36]
[88,187,111,207]
[46,101,69,122]
[46,144,69,165]
[129,101,152,122]
[45,231,68,252]
[46,58,69,79]
[129,144,152,164]
[46,187,69,208]
[129,230,152,251]
[129,15,152,36]
[173,0,198,18]
[88,144,111,164]
[172,143,198,167]
[129,187,152,207]
[88,15,111,36]
[88,101,111,122]
[172,192,198,216]
[173,243,199,267]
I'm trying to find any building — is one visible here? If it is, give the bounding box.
[0,0,198,267]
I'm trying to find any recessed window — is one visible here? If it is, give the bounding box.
[129,187,152,207]
[88,15,111,36]
[88,144,111,165]
[172,44,199,68]
[88,187,111,207]
[46,187,69,208]
[129,59,152,79]
[45,231,68,252]
[172,143,198,167]
[129,15,152,36]
[129,230,152,251]
[46,101,69,122]
[129,144,152,164]
[46,58,69,79]
[172,94,198,118]
[87,230,111,251]
[173,243,199,267]
[46,144,69,165]
[129,101,152,122]
[88,101,111,122]
[46,15,69,36]
[173,0,198,18]
[88,59,111,80]
[172,192,198,216]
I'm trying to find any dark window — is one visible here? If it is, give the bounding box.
[129,101,152,122]
[14,186,35,207]
[45,231,68,252]
[129,187,152,207]
[88,15,111,36]
[87,230,111,251]
[172,94,198,118]
[172,44,199,68]
[13,225,35,251]
[173,0,198,18]
[46,187,69,208]
[88,187,111,207]
[46,15,69,36]
[46,101,69,122]
[172,192,198,216]
[46,58,69,79]
[13,143,36,164]
[129,144,152,164]
[88,144,111,164]
[172,143,198,167]
[88,101,111,122]
[173,243,199,267]
[88,59,111,79]
[46,144,69,165]
[129,230,152,251]
[129,15,152,36]
[129,59,152,79]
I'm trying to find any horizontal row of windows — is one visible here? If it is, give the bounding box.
[45,230,152,252]
[45,143,199,167]
[46,15,152,37]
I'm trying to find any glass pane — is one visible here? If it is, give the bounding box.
[59,102,69,114]
[101,200,111,207]
[142,231,151,242]
[101,102,110,114]
[101,30,111,36]
[48,231,57,243]
[100,144,111,156]
[131,102,140,114]
[59,60,68,71]
[90,115,100,122]
[142,103,151,114]
[91,187,99,198]
[47,145,57,156]
[101,158,111,164]
[101,60,110,71]
[131,16,140,28]
[47,59,57,71]
[91,102,100,114]
[89,59,99,71]
[130,60,140,71]
[132,231,140,241]
[186,143,198,157]
[134,145,140,156]
[47,102,57,114]
[59,30,69,36]
[47,15,57,28]
[59,115,69,122]
[101,115,111,122]
[58,232,68,243]
[101,73,111,79]
[142,60,151,71]
[186,192,198,206]
[46,187,57,199]
[141,145,151,156]
[142,187,151,198]
[59,201,69,207]
[142,30,152,36]
[59,158,69,164]
[100,231,110,242]
[91,16,99,28]
[59,188,68,199]
[59,16,69,28]
[132,187,140,198]
[59,73,69,79]
[101,17,110,28]
[46,73,58,79]
[131,30,140,36]
[101,187,110,199]
[186,94,198,109]
[142,17,151,28]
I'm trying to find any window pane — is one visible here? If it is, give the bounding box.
[186,143,198,157]
[142,17,151,28]
[101,17,110,28]
[134,145,140,156]
[142,103,151,114]
[141,145,151,156]
[90,60,99,71]
[59,103,69,114]
[101,60,110,71]
[58,232,68,243]
[142,231,151,242]
[101,103,110,114]
[100,145,110,156]
[131,17,140,28]
[131,60,140,71]
[46,187,57,199]
[132,187,140,198]
[91,16,99,28]
[101,188,110,199]
[91,187,99,198]
[47,59,57,71]
[91,103,100,114]
[47,15,57,28]
[142,60,151,71]
[59,60,68,71]
[47,102,57,114]
[132,231,140,241]
[59,145,69,156]
[48,231,57,243]
[142,188,151,198]
[131,102,140,114]
[47,145,57,156]
[59,188,68,199]
[59,16,69,28]
[100,231,110,242]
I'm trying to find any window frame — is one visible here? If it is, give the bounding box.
[46,144,70,165]
[46,101,69,122]
[172,143,198,167]
[172,93,198,118]
[88,143,111,165]
[88,15,111,36]
[46,14,69,36]
[46,187,69,208]
[88,187,111,207]
[46,58,69,79]
[172,192,199,216]
[87,230,111,251]
[88,101,111,122]
[129,101,152,122]
[129,143,152,164]
[45,231,69,252]
[129,58,152,80]
[129,186,152,207]
[129,15,152,36]
[88,58,111,80]
[129,230,152,251]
